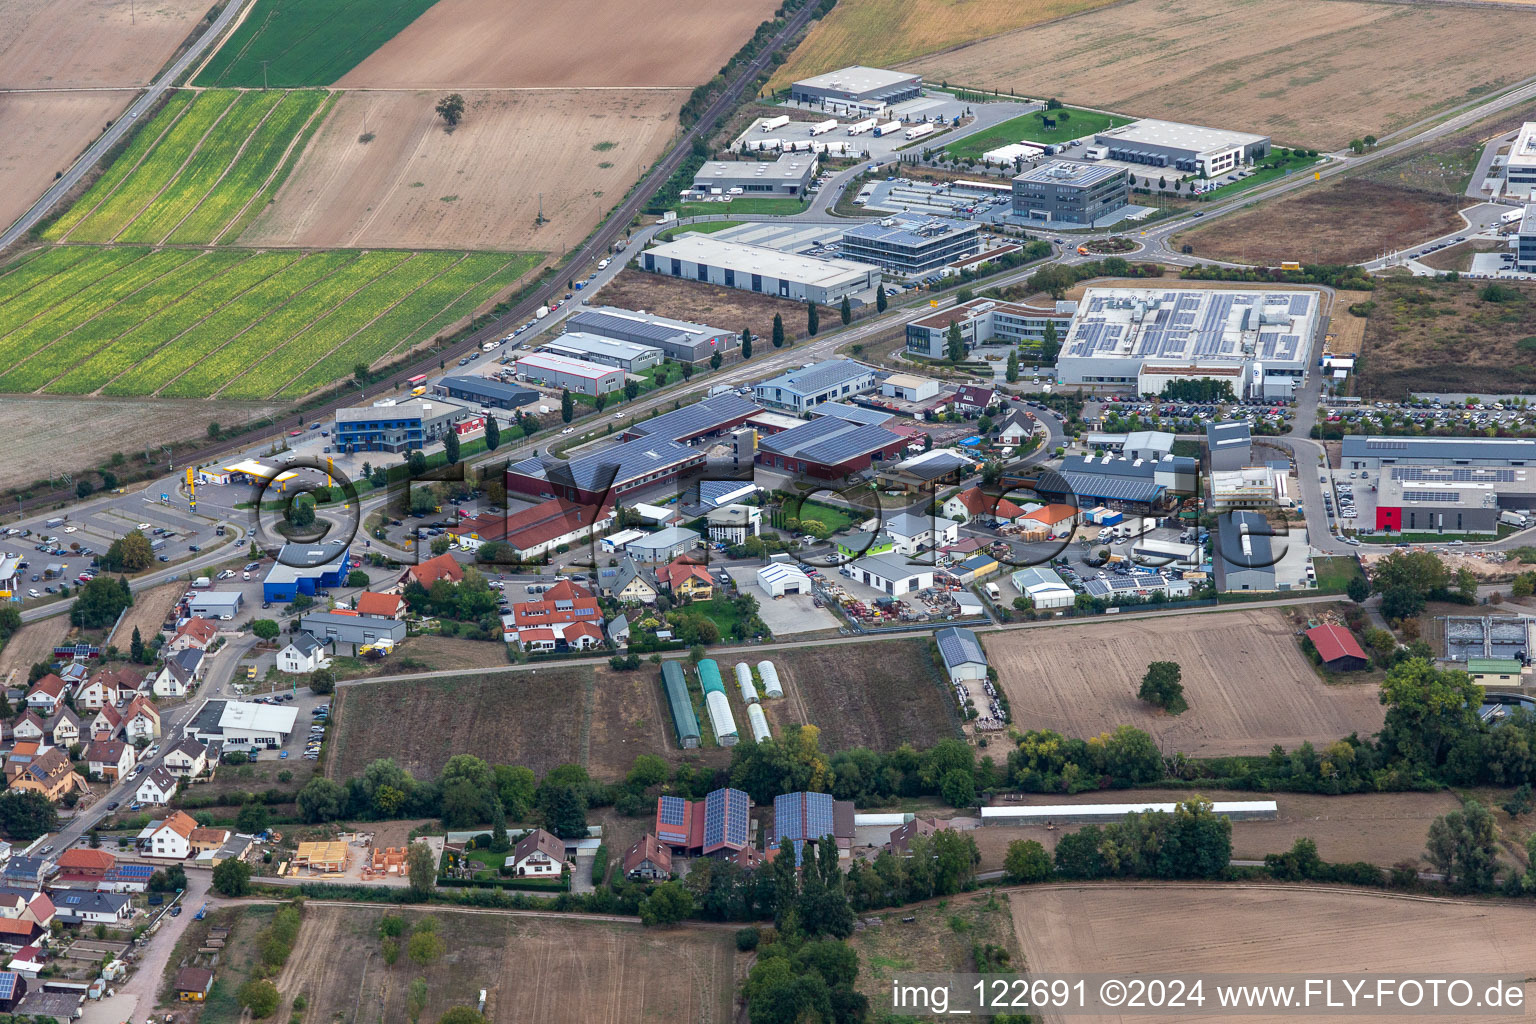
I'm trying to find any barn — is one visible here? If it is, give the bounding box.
[1305,624,1369,672]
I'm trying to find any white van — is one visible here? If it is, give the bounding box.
[984,582,1002,601]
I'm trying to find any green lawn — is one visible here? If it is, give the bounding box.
[689,595,749,641]
[1310,555,1363,595]
[1189,150,1322,200]
[656,220,745,242]
[786,499,856,534]
[194,0,441,87]
[944,107,1131,162]
[677,197,809,218]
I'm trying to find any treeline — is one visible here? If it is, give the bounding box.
[1160,378,1234,402]
[998,257,1162,302]
[1181,263,1374,290]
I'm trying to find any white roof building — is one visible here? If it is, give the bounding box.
[1010,566,1074,609]
[757,562,813,597]
[642,236,880,305]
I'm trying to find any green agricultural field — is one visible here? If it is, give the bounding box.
[943,107,1130,162]
[0,247,536,399]
[193,0,440,88]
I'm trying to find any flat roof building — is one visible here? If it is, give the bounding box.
[754,358,876,412]
[513,351,624,396]
[693,153,817,196]
[756,415,906,479]
[1341,435,1536,470]
[539,332,664,372]
[880,372,940,402]
[1506,123,1536,198]
[1206,421,1253,472]
[905,296,1075,359]
[506,435,705,504]
[1059,287,1319,399]
[1095,118,1270,178]
[642,235,880,306]
[1374,465,1536,534]
[187,591,242,620]
[1516,202,1536,272]
[1012,160,1128,225]
[434,376,538,410]
[790,65,922,115]
[839,215,980,275]
[334,399,464,453]
[565,307,733,364]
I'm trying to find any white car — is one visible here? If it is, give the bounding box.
[561,427,573,434]
[63,526,77,533]
[137,522,151,530]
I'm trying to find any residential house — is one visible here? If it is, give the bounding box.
[53,849,114,888]
[43,708,81,750]
[135,767,178,806]
[276,632,328,675]
[596,558,657,605]
[606,614,630,647]
[23,676,65,715]
[996,409,1036,445]
[883,512,957,555]
[85,739,134,782]
[162,738,212,779]
[505,829,567,878]
[501,580,605,652]
[142,811,198,860]
[354,592,405,619]
[153,649,204,698]
[0,891,53,932]
[9,713,43,746]
[658,559,714,601]
[0,861,51,889]
[122,696,161,741]
[165,617,218,655]
[52,890,132,927]
[190,828,231,858]
[76,667,143,710]
[0,919,39,952]
[98,863,155,894]
[950,385,995,416]
[401,552,463,590]
[88,705,122,740]
[942,486,1025,526]
[622,834,673,882]
[9,748,83,802]
[886,817,953,856]
[0,970,26,1011]
[7,946,44,976]
[175,968,213,1003]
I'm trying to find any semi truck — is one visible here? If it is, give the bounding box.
[1501,209,1525,225]
[1500,510,1530,528]
[846,118,877,136]
[873,120,903,137]
[904,122,935,141]
[808,119,839,136]
[760,115,790,132]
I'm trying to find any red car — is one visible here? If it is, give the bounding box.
[288,429,303,436]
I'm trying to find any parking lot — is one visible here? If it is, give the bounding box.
[723,567,840,635]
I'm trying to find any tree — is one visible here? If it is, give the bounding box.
[709,352,722,371]
[876,285,887,312]
[309,666,336,695]
[70,575,132,629]
[483,415,501,452]
[212,858,252,897]
[76,479,94,499]
[438,1010,489,1024]
[939,768,976,808]
[286,493,316,531]
[238,979,280,1018]
[1502,782,1533,818]
[1006,349,1019,383]
[347,569,370,587]
[624,378,641,402]
[772,313,785,349]
[251,619,280,642]
[541,783,589,838]
[807,303,819,338]
[489,802,511,853]
[1346,574,1370,604]
[444,430,460,465]
[1004,839,1052,882]
[236,802,271,834]
[639,880,694,926]
[1372,550,1448,621]
[296,776,344,822]
[435,93,466,128]
[941,320,965,363]
[1378,659,1482,769]
[1041,318,1060,362]
[741,326,752,360]
[561,389,574,424]
[129,626,146,663]
[408,978,430,1024]
[0,790,58,840]
[1425,800,1499,891]
[103,530,153,572]
[1137,660,1187,714]
[408,449,428,477]
[407,841,436,897]
[408,928,447,965]
[148,864,188,893]
[839,295,851,325]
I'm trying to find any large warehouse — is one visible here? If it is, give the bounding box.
[1011,161,1128,225]
[755,415,906,479]
[905,296,1076,359]
[839,216,980,275]
[565,307,734,364]
[790,65,922,115]
[1341,435,1536,470]
[693,154,817,197]
[1517,203,1536,272]
[1505,123,1536,198]
[434,376,538,410]
[539,332,663,372]
[1057,287,1319,399]
[1374,466,1536,534]
[1094,118,1270,178]
[513,352,624,396]
[506,435,705,503]
[754,358,876,412]
[643,235,880,305]
[622,393,759,443]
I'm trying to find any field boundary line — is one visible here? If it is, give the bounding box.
[0,247,93,312]
[344,100,438,247]
[102,91,242,244]
[382,252,528,360]
[212,92,331,245]
[0,249,156,344]
[52,97,194,244]
[155,94,285,245]
[186,0,261,86]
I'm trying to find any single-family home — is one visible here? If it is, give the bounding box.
[658,559,714,601]
[190,827,231,857]
[276,632,328,675]
[1,860,52,889]
[122,695,161,741]
[142,811,198,860]
[502,580,605,652]
[162,738,212,779]
[153,648,204,698]
[401,552,463,590]
[883,512,957,555]
[942,486,1026,526]
[886,817,953,856]
[85,739,134,782]
[0,969,27,1010]
[9,713,43,746]
[950,384,995,416]
[9,748,84,803]
[596,558,657,605]
[622,834,673,882]
[135,767,178,806]
[996,409,1036,445]
[52,891,133,927]
[43,708,81,750]
[76,667,143,710]
[88,704,122,740]
[505,829,567,878]
[98,863,155,894]
[354,592,404,619]
[23,676,65,715]
[165,617,218,655]
[606,613,631,646]
[175,968,213,1003]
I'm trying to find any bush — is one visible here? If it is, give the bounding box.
[736,927,761,951]
[238,979,280,1018]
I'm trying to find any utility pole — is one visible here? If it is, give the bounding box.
[260,60,270,92]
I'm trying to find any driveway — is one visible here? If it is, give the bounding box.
[80,869,214,1024]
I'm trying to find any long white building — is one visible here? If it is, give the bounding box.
[642,235,880,305]
[1507,123,1536,198]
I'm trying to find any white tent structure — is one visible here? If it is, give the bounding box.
[735,662,759,704]
[758,660,783,698]
[705,690,738,746]
[747,703,771,742]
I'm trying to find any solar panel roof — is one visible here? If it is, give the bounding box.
[1058,472,1164,503]
[629,393,759,440]
[0,972,16,1000]
[658,795,687,826]
[935,626,986,668]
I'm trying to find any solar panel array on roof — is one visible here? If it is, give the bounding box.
[0,972,16,1000]
[629,393,759,441]
[703,788,749,852]
[1391,466,1518,483]
[1058,472,1164,503]
[935,627,986,668]
[759,417,901,466]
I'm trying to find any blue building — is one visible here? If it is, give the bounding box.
[334,399,464,454]
[262,542,352,602]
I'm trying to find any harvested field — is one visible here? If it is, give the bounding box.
[1012,887,1536,1023]
[275,905,739,1024]
[1324,289,1372,357]
[109,582,181,647]
[0,91,136,232]
[763,639,961,753]
[599,268,808,347]
[342,0,779,89]
[245,89,680,253]
[0,620,64,688]
[1173,181,1467,266]
[905,0,1528,148]
[984,609,1385,757]
[587,666,729,779]
[0,0,213,89]
[1356,276,1536,399]
[768,0,1119,91]
[968,789,1461,871]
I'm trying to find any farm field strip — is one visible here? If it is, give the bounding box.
[0,248,150,342]
[44,91,196,241]
[0,247,94,314]
[66,90,241,243]
[194,0,441,88]
[155,250,361,397]
[217,92,340,245]
[379,252,540,358]
[10,251,250,394]
[0,250,196,380]
[173,91,329,245]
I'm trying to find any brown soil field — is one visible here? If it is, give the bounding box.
[1419,239,1504,272]
[109,581,181,647]
[1357,276,1536,399]
[275,905,739,1024]
[0,620,64,688]
[969,789,1462,871]
[600,268,809,345]
[0,0,212,89]
[984,609,1386,757]
[0,91,137,231]
[1324,289,1372,357]
[1012,886,1536,1023]
[243,90,682,253]
[341,0,779,89]
[587,666,730,779]
[905,0,1528,148]
[335,634,511,680]
[1173,181,1467,266]
[763,639,961,753]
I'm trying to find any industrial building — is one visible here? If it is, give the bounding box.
[1212,510,1281,593]
[1373,466,1536,534]
[935,626,989,683]
[1094,118,1271,177]
[565,306,735,364]
[506,435,705,503]
[642,235,880,305]
[693,153,817,196]
[1009,566,1074,609]
[262,542,351,602]
[189,700,297,749]
[1517,203,1536,272]
[880,373,940,402]
[1210,466,1283,510]
[513,352,624,396]
[624,526,701,563]
[1206,421,1254,472]
[300,611,407,654]
[539,332,663,372]
[1011,161,1129,224]
[847,552,934,595]
[773,791,856,864]
[754,358,876,411]
[1057,287,1319,399]
[1341,435,1536,470]
[623,393,759,443]
[1032,453,1196,513]
[755,415,906,479]
[334,399,465,453]
[1505,123,1536,198]
[839,216,981,275]
[1442,615,1536,664]
[434,376,538,411]
[905,296,1076,359]
[187,591,242,620]
[790,66,922,115]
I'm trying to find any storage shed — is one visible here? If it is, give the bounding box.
[698,659,726,696]
[757,562,813,597]
[735,662,759,704]
[747,703,771,743]
[661,662,700,749]
[705,690,738,746]
[935,626,989,683]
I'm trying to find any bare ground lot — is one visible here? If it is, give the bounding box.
[0,620,64,686]
[275,905,739,1024]
[341,0,778,89]
[1173,181,1467,266]
[0,0,213,89]
[1012,887,1536,1023]
[905,0,1528,148]
[0,393,282,492]
[1419,240,1504,272]
[599,268,810,347]
[1325,289,1372,357]
[1357,277,1536,398]
[984,609,1386,757]
[244,89,682,254]
[0,91,137,232]
[110,581,182,646]
[587,665,730,779]
[763,639,961,753]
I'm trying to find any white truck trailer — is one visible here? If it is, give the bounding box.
[809,119,839,136]
[846,118,878,136]
[873,120,903,137]
[759,115,790,132]
[904,122,935,141]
